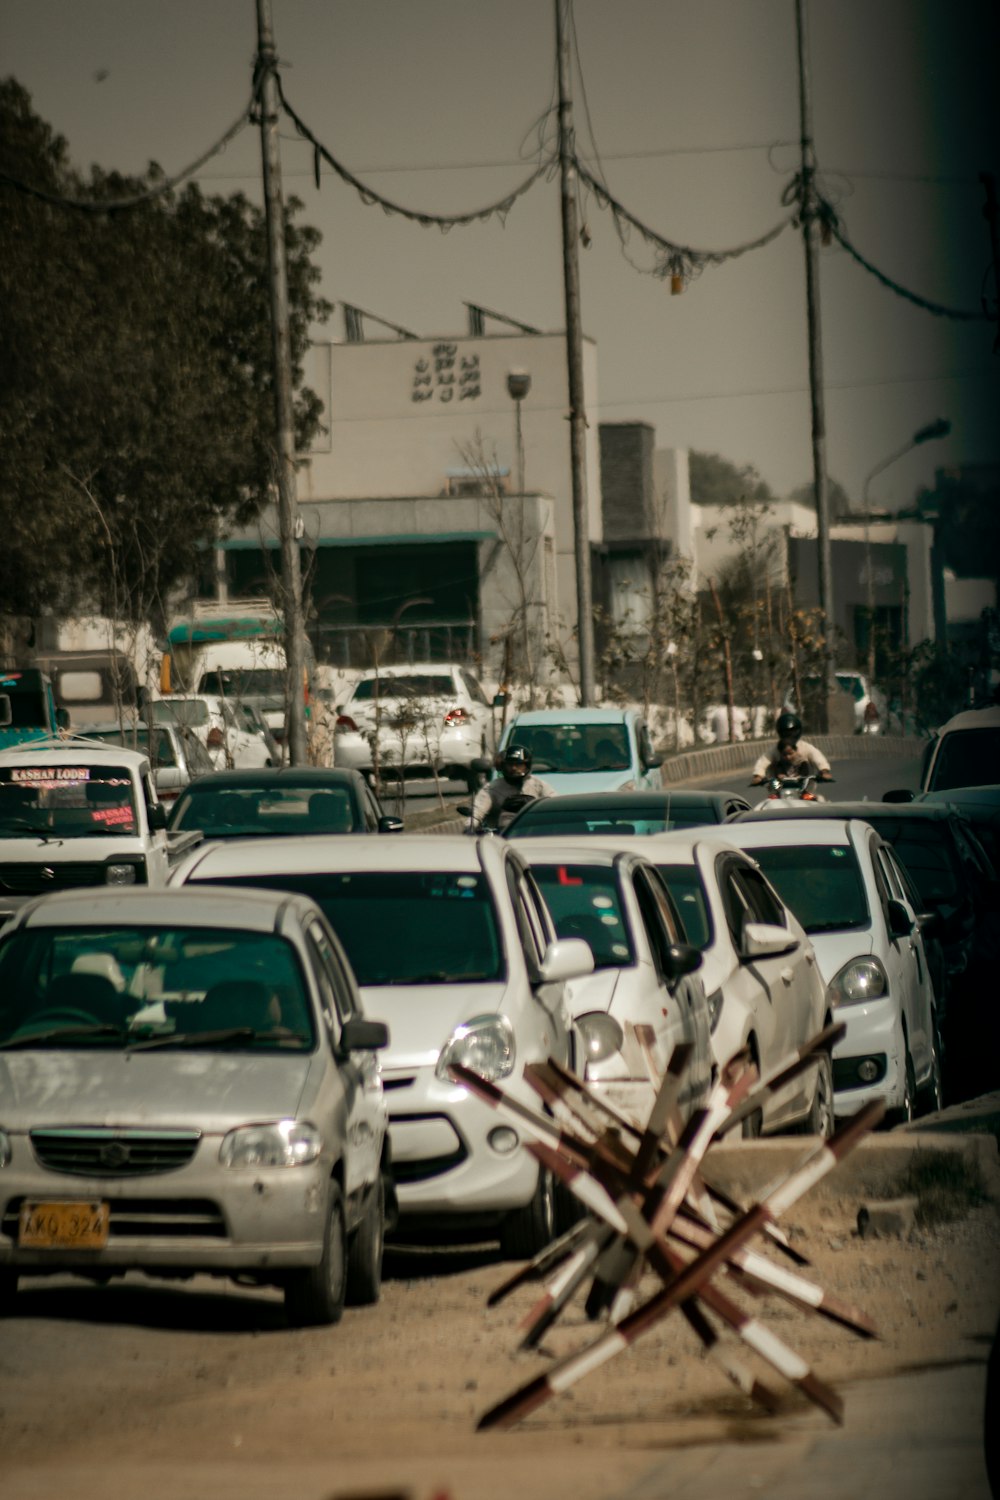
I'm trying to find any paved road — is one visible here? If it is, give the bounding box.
[681,750,925,803]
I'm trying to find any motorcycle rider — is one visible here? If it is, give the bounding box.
[750,710,833,785]
[470,744,554,831]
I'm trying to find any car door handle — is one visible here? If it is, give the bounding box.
[780,967,794,985]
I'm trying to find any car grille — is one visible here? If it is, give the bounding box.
[0,863,113,896]
[30,1127,201,1177]
[4,1196,226,1241]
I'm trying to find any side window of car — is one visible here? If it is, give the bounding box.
[885,845,922,911]
[718,858,752,947]
[632,869,673,981]
[505,860,547,973]
[637,722,656,768]
[306,921,356,1026]
[733,865,785,928]
[360,781,380,831]
[460,668,490,707]
[869,839,897,919]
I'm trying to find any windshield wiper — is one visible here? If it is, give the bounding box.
[0,819,60,842]
[127,1027,259,1050]
[1,1023,126,1049]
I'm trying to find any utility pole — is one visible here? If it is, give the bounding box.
[255,0,308,765]
[555,0,596,706]
[794,0,834,729]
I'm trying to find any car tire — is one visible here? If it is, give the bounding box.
[499,1165,556,1260]
[916,1021,945,1118]
[796,1053,835,1138]
[887,1048,916,1128]
[345,1174,385,1307]
[0,1270,18,1314]
[284,1181,347,1328]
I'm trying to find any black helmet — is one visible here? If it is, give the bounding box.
[501,744,532,782]
[775,710,802,741]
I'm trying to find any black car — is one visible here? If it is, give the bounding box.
[918,785,1000,872]
[731,800,1000,1099]
[502,788,752,840]
[167,766,404,839]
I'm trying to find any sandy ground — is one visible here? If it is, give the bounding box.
[1,1152,997,1500]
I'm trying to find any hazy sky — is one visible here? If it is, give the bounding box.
[4,0,997,508]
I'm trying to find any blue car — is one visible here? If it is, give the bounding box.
[496,707,663,794]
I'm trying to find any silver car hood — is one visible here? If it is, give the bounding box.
[0,1050,314,1132]
[362,981,509,1070]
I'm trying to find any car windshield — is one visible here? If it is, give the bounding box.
[929,728,1000,793]
[350,675,456,702]
[198,669,287,703]
[656,865,713,949]
[0,765,139,838]
[529,863,635,968]
[743,844,869,933]
[171,783,359,837]
[195,870,503,985]
[508,800,718,838]
[505,724,631,775]
[153,699,210,728]
[0,925,315,1050]
[84,728,179,769]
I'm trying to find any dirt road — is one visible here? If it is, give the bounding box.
[1,1144,997,1500]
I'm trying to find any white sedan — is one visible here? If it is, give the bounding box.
[718,817,940,1123]
[170,834,593,1258]
[514,840,713,1127]
[622,832,834,1137]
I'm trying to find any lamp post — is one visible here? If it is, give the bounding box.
[507,370,531,499]
[860,418,951,681]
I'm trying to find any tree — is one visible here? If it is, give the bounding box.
[790,476,852,519]
[689,451,774,508]
[0,78,331,634]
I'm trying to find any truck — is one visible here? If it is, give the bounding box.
[0,669,70,751]
[0,737,202,923]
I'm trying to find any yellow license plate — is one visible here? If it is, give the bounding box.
[19,1201,109,1250]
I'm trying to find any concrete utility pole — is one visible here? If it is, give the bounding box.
[555,0,596,706]
[255,0,308,765]
[794,0,834,729]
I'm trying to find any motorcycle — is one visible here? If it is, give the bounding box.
[456,792,536,836]
[749,774,834,810]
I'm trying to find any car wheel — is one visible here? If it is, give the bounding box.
[345,1174,385,1307]
[0,1269,18,1314]
[499,1165,556,1260]
[887,1048,917,1128]
[916,1022,945,1118]
[284,1181,347,1328]
[797,1053,835,1138]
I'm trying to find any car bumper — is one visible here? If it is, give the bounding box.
[831,999,905,1115]
[0,1145,331,1274]
[334,726,486,776]
[385,1069,540,1218]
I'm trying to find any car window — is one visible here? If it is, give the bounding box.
[529,862,635,969]
[741,843,869,934]
[505,862,548,971]
[505,800,719,838]
[929,728,1000,792]
[731,863,785,928]
[350,674,455,701]
[0,763,139,839]
[305,920,355,1023]
[460,669,490,707]
[869,820,961,904]
[656,864,713,950]
[503,723,631,775]
[170,782,359,836]
[155,699,209,728]
[360,781,381,831]
[195,869,504,985]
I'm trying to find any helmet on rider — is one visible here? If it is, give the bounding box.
[775,710,802,743]
[501,745,532,786]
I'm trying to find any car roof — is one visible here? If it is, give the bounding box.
[733,800,957,827]
[511,789,737,811]
[515,830,748,868]
[181,767,365,789]
[506,707,635,726]
[5,884,312,934]
[718,817,859,849]
[934,706,1000,733]
[0,739,148,770]
[921,784,1000,813]
[180,832,503,879]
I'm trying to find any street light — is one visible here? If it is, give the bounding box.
[860,418,951,680]
[507,370,531,496]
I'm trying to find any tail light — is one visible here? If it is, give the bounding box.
[443,707,470,726]
[336,714,359,732]
[207,726,225,748]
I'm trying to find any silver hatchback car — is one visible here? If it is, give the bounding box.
[0,886,390,1326]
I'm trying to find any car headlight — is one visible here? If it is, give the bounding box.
[106,864,138,885]
[830,956,888,1006]
[706,986,724,1034]
[220,1120,322,1168]
[0,1129,10,1168]
[437,1014,515,1083]
[577,1011,624,1064]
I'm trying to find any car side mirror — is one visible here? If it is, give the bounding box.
[886,898,914,939]
[55,707,71,731]
[455,803,472,818]
[148,803,168,831]
[882,788,915,804]
[340,1016,389,1052]
[916,909,939,937]
[741,921,799,960]
[537,937,594,984]
[663,942,702,979]
[646,752,664,769]
[377,815,405,834]
[492,691,509,708]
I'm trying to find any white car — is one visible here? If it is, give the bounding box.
[333,663,498,792]
[598,833,833,1137]
[152,694,272,770]
[514,840,713,1127]
[170,834,593,1257]
[718,818,940,1123]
